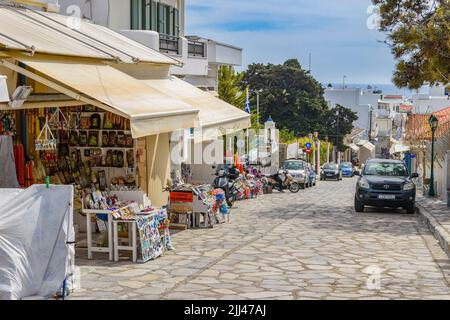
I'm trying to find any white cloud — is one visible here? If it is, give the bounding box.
[186,0,397,84]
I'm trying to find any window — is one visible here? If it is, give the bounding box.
[158,3,169,34]
[131,0,158,31]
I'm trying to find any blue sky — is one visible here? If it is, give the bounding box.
[185,0,397,85]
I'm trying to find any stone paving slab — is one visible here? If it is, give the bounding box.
[416,194,450,258]
[69,178,450,300]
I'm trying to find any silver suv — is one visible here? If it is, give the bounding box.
[281,159,309,189]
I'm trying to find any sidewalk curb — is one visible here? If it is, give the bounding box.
[416,202,450,259]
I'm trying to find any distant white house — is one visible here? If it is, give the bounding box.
[411,85,450,114]
[323,86,382,131]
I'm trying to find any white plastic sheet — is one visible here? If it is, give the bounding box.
[0,185,75,300]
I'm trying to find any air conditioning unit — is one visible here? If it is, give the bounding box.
[0,76,9,103]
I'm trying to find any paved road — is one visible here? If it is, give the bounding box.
[71,177,450,300]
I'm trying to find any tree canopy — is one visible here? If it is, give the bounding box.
[373,0,450,89]
[241,59,357,151]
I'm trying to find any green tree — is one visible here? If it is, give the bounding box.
[373,0,450,89]
[218,65,247,109]
[241,59,357,148]
[325,105,358,152]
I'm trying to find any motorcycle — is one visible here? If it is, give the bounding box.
[212,168,238,207]
[262,169,300,193]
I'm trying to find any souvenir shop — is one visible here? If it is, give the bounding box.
[0,104,175,263]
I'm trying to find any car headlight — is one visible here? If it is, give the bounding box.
[403,182,415,191]
[358,178,370,189]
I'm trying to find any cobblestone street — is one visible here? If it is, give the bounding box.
[71,177,450,300]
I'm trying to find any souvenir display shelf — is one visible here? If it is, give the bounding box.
[65,108,137,189]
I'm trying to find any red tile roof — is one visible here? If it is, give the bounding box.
[406,106,450,141]
[383,95,403,100]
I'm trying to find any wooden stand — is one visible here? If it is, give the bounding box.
[113,220,138,263]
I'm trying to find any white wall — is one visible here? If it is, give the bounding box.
[59,0,111,27]
[119,30,160,51]
[412,96,450,114]
[324,88,381,130]
[208,41,242,66]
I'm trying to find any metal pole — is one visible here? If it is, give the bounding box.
[369,106,372,139]
[257,92,260,166]
[429,127,436,197]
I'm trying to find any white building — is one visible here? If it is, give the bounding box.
[323,87,382,131]
[58,0,242,93]
[412,85,450,114]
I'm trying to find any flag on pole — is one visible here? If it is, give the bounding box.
[245,88,251,114]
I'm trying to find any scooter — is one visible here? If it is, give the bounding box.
[263,170,300,193]
[212,168,237,207]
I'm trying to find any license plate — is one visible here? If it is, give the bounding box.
[326,174,333,176]
[378,194,396,200]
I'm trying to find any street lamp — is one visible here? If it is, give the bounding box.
[428,114,439,197]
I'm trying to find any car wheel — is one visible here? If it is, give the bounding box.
[354,197,364,212]
[406,204,415,214]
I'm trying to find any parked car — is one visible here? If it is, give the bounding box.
[281,159,309,189]
[306,163,316,187]
[339,162,355,177]
[354,159,418,214]
[320,163,342,181]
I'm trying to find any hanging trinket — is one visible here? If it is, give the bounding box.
[35,115,57,151]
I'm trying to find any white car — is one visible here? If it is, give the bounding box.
[281,159,309,189]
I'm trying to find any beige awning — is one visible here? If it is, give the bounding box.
[348,143,359,152]
[140,76,251,140]
[13,56,198,138]
[0,6,178,65]
[361,141,375,152]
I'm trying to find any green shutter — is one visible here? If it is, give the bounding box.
[166,6,171,35]
[157,3,164,33]
[150,0,157,31]
[141,0,147,29]
[131,0,139,30]
[173,8,179,37]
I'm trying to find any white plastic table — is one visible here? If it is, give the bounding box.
[84,209,114,261]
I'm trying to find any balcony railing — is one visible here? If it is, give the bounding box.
[159,34,180,55]
[188,40,206,57]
